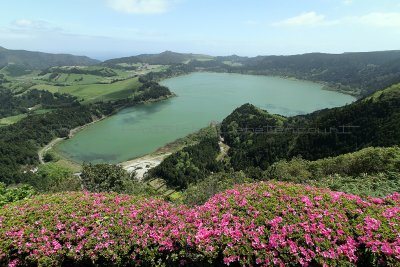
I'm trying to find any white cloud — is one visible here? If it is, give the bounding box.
[13,19,35,27]
[273,12,326,26]
[343,0,353,5]
[13,19,49,29]
[354,12,400,27]
[12,19,63,31]
[107,0,172,14]
[273,11,400,29]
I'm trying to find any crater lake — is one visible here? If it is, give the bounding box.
[55,72,356,163]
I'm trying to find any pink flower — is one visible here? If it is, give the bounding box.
[370,198,385,205]
[381,243,393,255]
[382,207,400,219]
[52,240,62,251]
[8,259,19,267]
[77,227,87,237]
[301,196,313,207]
[269,216,283,228]
[304,234,313,246]
[364,217,381,231]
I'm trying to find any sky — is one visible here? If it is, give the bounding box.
[0,0,400,60]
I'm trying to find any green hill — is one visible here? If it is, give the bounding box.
[0,46,99,70]
[240,51,400,96]
[220,83,400,172]
[103,50,214,66]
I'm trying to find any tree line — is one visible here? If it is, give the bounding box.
[0,88,79,118]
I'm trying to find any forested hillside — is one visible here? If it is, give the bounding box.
[0,88,79,118]
[238,51,400,96]
[0,83,173,185]
[221,83,400,171]
[2,47,399,97]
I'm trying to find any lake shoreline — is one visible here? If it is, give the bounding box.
[39,93,177,170]
[162,70,361,98]
[46,72,356,171]
[38,116,107,165]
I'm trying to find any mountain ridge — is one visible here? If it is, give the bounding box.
[0,46,100,70]
[103,50,213,65]
[106,50,400,96]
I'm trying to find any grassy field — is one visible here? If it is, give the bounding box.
[0,109,51,127]
[0,114,27,127]
[3,65,148,103]
[365,83,400,102]
[31,77,140,103]
[147,178,183,200]
[52,158,82,173]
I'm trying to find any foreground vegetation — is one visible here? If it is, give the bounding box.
[0,183,35,207]
[1,182,399,266]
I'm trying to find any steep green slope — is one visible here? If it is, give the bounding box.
[0,46,99,70]
[241,51,400,95]
[221,83,400,171]
[364,83,400,102]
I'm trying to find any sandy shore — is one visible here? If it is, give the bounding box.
[121,153,171,180]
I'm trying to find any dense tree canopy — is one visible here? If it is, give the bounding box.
[150,137,223,189]
[81,163,130,193]
[0,88,79,118]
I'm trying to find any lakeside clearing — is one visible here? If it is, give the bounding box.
[121,153,171,180]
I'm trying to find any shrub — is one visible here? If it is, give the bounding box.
[182,171,250,206]
[0,182,399,266]
[28,164,81,193]
[311,172,400,198]
[43,153,55,163]
[0,183,36,207]
[81,163,131,193]
[150,137,222,189]
[265,147,400,197]
[267,147,400,181]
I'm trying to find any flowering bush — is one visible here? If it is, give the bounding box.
[0,182,399,266]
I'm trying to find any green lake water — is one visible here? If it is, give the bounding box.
[56,72,356,163]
